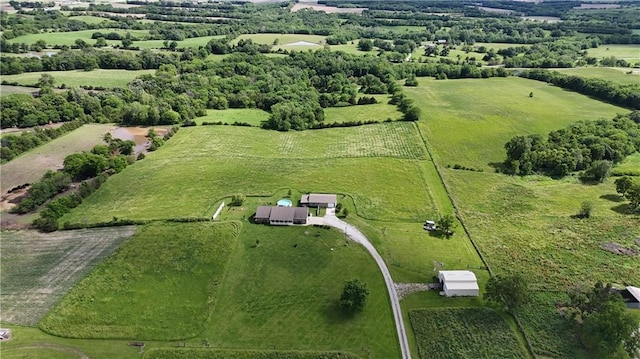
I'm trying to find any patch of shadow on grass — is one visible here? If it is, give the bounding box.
[600,194,624,202]
[610,203,634,214]
[488,162,506,173]
[322,301,354,324]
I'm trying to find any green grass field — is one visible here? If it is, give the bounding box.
[612,152,640,176]
[134,35,226,50]
[409,308,527,359]
[404,77,628,170]
[7,29,149,46]
[59,123,432,224]
[40,222,238,340]
[554,67,640,85]
[195,108,270,126]
[587,44,640,64]
[204,224,398,358]
[0,69,154,88]
[405,76,638,358]
[0,124,114,193]
[68,15,116,25]
[323,102,402,124]
[232,34,326,46]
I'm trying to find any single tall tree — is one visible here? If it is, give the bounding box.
[340,279,369,314]
[484,274,528,313]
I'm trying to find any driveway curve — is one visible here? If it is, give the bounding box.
[323,213,412,359]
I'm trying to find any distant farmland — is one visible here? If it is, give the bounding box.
[1,69,154,88]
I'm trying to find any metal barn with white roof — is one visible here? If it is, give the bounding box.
[437,270,480,297]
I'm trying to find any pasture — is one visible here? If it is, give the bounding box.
[404,77,628,169]
[0,226,135,325]
[204,224,398,358]
[612,152,640,176]
[0,69,154,88]
[0,85,36,97]
[195,108,270,126]
[554,67,640,85]
[405,76,639,357]
[232,34,326,47]
[59,123,432,224]
[323,102,402,124]
[0,124,114,193]
[587,44,640,64]
[40,222,238,340]
[409,308,527,359]
[68,15,116,25]
[7,29,149,47]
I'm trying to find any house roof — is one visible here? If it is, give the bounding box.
[255,206,272,219]
[270,206,296,221]
[626,286,640,302]
[445,281,480,290]
[301,193,337,204]
[438,270,478,282]
[294,207,308,220]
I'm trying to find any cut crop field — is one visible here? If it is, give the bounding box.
[404,77,628,170]
[7,29,149,46]
[59,123,433,223]
[554,67,640,85]
[40,222,238,340]
[0,226,135,325]
[323,102,402,124]
[409,308,527,359]
[195,108,270,126]
[204,224,398,359]
[0,124,115,193]
[0,69,154,88]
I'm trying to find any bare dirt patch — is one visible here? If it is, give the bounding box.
[600,242,638,257]
[111,126,170,155]
[0,227,136,325]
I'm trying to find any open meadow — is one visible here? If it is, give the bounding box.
[195,108,270,126]
[59,122,433,224]
[0,124,115,193]
[554,67,640,85]
[323,101,402,124]
[0,226,135,325]
[7,29,149,47]
[586,44,640,64]
[405,76,638,358]
[0,69,154,88]
[0,85,37,97]
[231,34,326,47]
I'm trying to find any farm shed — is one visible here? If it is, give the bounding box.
[254,206,308,225]
[437,270,479,297]
[620,286,640,309]
[300,193,338,208]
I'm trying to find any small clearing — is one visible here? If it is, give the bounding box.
[0,226,135,325]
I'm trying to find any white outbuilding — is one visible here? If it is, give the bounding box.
[437,270,479,297]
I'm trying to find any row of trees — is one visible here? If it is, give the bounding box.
[503,112,640,178]
[0,119,84,162]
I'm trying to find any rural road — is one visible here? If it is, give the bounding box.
[323,212,412,359]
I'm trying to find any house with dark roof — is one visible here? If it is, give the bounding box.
[254,206,308,225]
[300,193,338,208]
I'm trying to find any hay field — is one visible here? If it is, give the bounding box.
[195,108,269,126]
[554,67,640,85]
[59,123,433,223]
[0,226,135,325]
[1,69,154,88]
[0,124,114,193]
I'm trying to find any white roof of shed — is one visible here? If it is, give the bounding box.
[445,281,480,290]
[438,270,477,282]
[627,286,640,301]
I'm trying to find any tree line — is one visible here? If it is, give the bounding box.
[503,112,640,178]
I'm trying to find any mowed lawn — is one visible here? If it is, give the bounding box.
[60,123,433,224]
[404,77,628,169]
[554,67,640,85]
[40,222,238,340]
[0,69,154,88]
[1,124,115,193]
[205,224,399,359]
